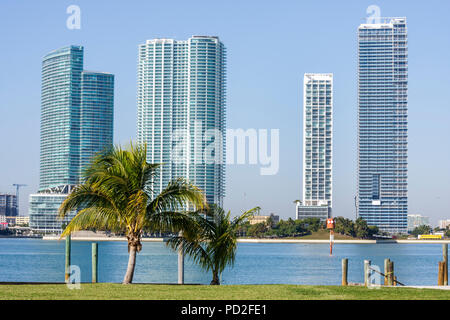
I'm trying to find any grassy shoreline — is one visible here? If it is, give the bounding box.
[0,284,449,300]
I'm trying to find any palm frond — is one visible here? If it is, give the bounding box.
[147,177,207,214]
[60,207,125,238]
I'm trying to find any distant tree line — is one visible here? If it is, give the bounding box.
[237,216,379,239]
[334,217,379,239]
[410,225,432,237]
[411,225,450,238]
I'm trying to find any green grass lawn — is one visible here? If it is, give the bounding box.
[0,284,449,300]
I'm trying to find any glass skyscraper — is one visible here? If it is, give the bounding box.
[357,18,408,233]
[297,74,333,221]
[40,46,84,189]
[80,71,114,175]
[30,46,114,233]
[137,36,226,206]
[0,194,17,216]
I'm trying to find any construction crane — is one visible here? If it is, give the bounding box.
[12,184,27,216]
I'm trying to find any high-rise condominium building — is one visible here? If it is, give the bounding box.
[297,74,333,221]
[39,46,84,189]
[0,194,17,216]
[30,46,114,233]
[80,71,114,175]
[357,18,408,233]
[137,36,226,206]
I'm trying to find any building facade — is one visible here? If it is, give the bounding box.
[137,36,226,206]
[40,46,84,189]
[0,194,17,216]
[297,74,333,221]
[407,214,430,232]
[248,214,280,226]
[5,216,30,226]
[30,46,114,233]
[29,186,76,233]
[357,18,408,233]
[439,220,450,230]
[80,71,114,176]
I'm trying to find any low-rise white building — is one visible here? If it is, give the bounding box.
[438,219,450,230]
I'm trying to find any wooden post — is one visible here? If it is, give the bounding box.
[330,230,334,256]
[178,231,184,284]
[443,244,448,285]
[364,260,371,287]
[389,261,395,286]
[92,243,98,283]
[384,259,390,286]
[342,259,348,286]
[386,261,393,286]
[438,261,444,286]
[65,234,71,283]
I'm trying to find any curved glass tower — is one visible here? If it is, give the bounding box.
[40,46,84,189]
[357,18,408,234]
[137,36,226,206]
[30,46,114,233]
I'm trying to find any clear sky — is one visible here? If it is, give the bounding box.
[0,0,449,225]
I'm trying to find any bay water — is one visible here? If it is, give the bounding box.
[0,238,444,286]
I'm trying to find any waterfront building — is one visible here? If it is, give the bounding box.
[357,18,408,233]
[5,216,30,226]
[30,46,114,233]
[29,186,76,234]
[0,215,6,230]
[80,71,114,175]
[297,74,333,221]
[439,219,450,230]
[16,216,30,225]
[0,194,17,216]
[137,36,226,206]
[407,214,430,232]
[248,213,280,226]
[39,46,84,189]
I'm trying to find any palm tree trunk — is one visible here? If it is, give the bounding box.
[210,270,220,285]
[123,244,137,284]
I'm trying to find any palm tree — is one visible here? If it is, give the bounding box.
[166,205,259,285]
[58,143,206,284]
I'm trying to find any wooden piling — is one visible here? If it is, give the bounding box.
[390,261,395,286]
[443,244,448,286]
[386,260,394,286]
[384,259,390,285]
[178,231,184,284]
[342,258,348,286]
[92,243,98,283]
[438,261,444,286]
[364,260,371,287]
[65,234,71,283]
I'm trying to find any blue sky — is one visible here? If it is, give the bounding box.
[0,0,449,225]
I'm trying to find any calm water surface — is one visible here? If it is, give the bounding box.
[0,238,444,286]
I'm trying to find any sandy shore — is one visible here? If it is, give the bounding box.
[41,235,450,244]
